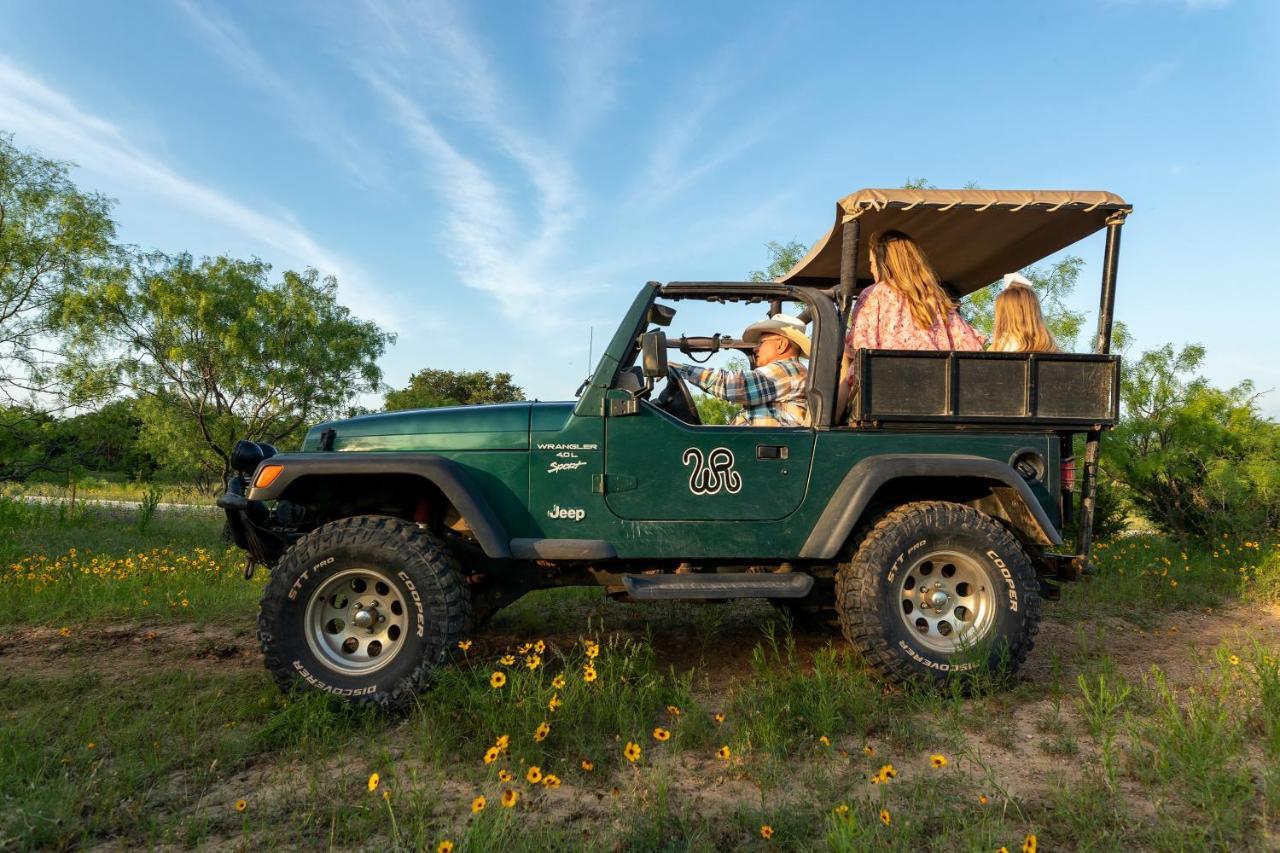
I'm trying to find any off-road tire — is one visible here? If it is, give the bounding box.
[258,515,471,710]
[835,501,1041,684]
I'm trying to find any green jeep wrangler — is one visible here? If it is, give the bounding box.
[220,188,1129,708]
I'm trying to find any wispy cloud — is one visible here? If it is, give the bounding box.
[174,0,383,187]
[0,56,399,330]
[555,0,637,137]
[339,0,629,322]
[630,51,770,212]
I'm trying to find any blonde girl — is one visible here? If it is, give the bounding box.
[990,274,1058,353]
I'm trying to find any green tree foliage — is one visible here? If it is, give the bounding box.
[1,133,117,398]
[1105,343,1280,540]
[690,356,747,425]
[385,369,525,411]
[0,399,150,481]
[693,394,741,425]
[748,241,809,282]
[54,252,392,487]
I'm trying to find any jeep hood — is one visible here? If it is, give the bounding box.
[301,402,572,452]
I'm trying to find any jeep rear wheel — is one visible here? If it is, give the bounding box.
[835,501,1041,683]
[258,515,470,709]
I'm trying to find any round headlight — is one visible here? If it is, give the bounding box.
[231,440,277,475]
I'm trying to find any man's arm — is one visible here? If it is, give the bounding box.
[668,362,780,408]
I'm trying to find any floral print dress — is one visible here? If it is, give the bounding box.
[841,282,986,405]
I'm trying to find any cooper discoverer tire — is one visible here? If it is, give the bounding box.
[258,515,471,710]
[835,501,1041,684]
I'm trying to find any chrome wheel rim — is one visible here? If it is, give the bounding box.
[894,550,996,654]
[304,568,409,675]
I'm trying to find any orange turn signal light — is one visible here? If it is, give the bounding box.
[254,464,284,489]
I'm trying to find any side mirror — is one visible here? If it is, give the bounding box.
[648,303,676,327]
[640,330,668,378]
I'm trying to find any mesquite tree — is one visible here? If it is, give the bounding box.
[56,251,393,488]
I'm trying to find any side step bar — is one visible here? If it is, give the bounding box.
[622,573,814,601]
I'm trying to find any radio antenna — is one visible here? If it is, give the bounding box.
[587,326,594,374]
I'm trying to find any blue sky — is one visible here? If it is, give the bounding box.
[2,0,1277,414]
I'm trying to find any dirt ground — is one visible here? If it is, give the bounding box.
[6,601,1279,833]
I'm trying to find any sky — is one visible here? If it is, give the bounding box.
[2,0,1278,415]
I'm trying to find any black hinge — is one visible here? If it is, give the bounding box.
[605,397,638,416]
[592,473,638,494]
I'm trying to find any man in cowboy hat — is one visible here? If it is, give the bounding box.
[667,314,811,427]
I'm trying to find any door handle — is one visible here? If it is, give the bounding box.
[756,445,789,460]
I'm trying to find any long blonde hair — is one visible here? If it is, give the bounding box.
[991,283,1058,352]
[870,230,954,331]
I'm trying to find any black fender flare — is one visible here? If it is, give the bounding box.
[799,453,1062,559]
[247,452,512,558]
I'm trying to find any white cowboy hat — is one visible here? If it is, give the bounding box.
[742,313,811,357]
[1002,272,1034,289]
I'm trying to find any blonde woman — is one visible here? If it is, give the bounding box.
[990,274,1059,353]
[839,230,984,416]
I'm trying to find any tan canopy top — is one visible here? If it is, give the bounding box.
[780,188,1130,296]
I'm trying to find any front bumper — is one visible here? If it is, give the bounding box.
[217,477,288,569]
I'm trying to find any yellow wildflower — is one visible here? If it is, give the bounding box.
[624,741,642,762]
[490,671,507,689]
[930,753,949,768]
[542,774,561,789]
[534,721,551,742]
[760,824,774,840]
[551,674,567,690]
[457,640,472,652]
[234,798,247,812]
[716,745,731,760]
[653,727,671,742]
[526,766,542,784]
[471,795,486,813]
[501,789,519,808]
[879,808,891,826]
[367,772,379,792]
[483,746,500,764]
[499,654,516,666]
[438,842,454,853]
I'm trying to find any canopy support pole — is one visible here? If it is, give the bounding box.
[838,218,860,326]
[1093,219,1124,355]
[1076,217,1125,574]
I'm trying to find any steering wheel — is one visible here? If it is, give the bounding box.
[655,369,701,425]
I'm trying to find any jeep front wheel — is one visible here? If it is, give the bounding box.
[258,515,471,709]
[835,501,1041,683]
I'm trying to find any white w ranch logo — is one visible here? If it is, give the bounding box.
[682,447,742,496]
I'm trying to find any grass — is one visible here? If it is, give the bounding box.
[1,498,1278,849]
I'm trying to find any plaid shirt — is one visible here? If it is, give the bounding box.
[669,358,809,427]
